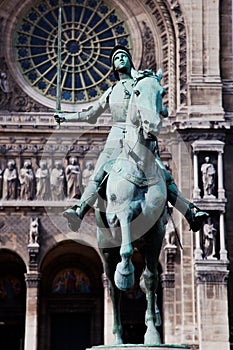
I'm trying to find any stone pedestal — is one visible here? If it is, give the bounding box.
[195,261,230,350]
[87,345,190,350]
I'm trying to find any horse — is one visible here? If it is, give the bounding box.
[95,73,168,345]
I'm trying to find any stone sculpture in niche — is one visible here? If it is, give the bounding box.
[201,156,216,198]
[50,160,65,201]
[203,218,217,260]
[19,160,35,200]
[28,217,40,246]
[65,157,81,199]
[81,161,94,190]
[35,160,50,200]
[2,159,18,200]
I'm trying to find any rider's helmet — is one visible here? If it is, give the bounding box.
[110,45,134,80]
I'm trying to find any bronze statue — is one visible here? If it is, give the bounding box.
[54,45,208,345]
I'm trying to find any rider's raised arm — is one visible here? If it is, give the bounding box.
[54,87,112,124]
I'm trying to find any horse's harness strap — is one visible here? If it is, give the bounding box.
[123,173,160,187]
[124,140,143,168]
[111,162,159,188]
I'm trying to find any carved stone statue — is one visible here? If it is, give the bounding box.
[2,160,18,200]
[36,160,50,200]
[164,208,177,248]
[65,157,81,199]
[50,160,65,201]
[201,156,216,198]
[28,217,39,246]
[0,72,9,93]
[19,160,35,200]
[203,218,217,260]
[82,161,94,190]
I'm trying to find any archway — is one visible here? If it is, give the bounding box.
[0,249,26,350]
[39,240,104,350]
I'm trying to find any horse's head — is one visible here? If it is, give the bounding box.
[129,71,167,141]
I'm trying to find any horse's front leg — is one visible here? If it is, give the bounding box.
[102,249,123,345]
[114,212,134,292]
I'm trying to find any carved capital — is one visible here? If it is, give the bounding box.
[102,273,109,289]
[25,272,41,288]
[161,272,175,288]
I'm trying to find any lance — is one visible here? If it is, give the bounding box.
[56,0,62,129]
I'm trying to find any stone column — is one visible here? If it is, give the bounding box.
[24,272,40,350]
[194,228,203,260]
[219,212,228,261]
[102,273,114,345]
[195,261,230,350]
[217,150,225,199]
[161,245,177,344]
[193,151,201,199]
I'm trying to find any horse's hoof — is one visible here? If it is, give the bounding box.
[63,208,82,232]
[144,327,161,345]
[113,337,123,345]
[114,263,134,291]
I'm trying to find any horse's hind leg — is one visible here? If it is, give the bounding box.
[101,248,123,345]
[140,220,165,345]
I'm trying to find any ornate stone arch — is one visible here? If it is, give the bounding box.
[143,0,188,114]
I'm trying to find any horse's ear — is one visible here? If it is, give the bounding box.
[156,68,163,82]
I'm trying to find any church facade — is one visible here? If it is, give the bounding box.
[0,1,232,349]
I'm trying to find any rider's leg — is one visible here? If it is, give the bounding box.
[63,150,111,231]
[164,170,208,232]
[155,156,208,232]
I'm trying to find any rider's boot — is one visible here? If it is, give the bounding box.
[63,180,99,232]
[166,175,209,232]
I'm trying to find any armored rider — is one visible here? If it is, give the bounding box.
[54,45,208,232]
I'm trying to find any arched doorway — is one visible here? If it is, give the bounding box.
[39,240,104,350]
[0,249,26,350]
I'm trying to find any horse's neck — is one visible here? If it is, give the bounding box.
[124,125,156,174]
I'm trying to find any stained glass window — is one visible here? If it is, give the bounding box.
[14,0,131,105]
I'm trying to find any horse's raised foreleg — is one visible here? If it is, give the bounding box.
[114,213,134,292]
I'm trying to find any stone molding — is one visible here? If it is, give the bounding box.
[195,261,229,285]
[161,272,175,289]
[25,272,41,288]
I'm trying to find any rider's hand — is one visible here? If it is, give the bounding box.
[54,113,66,124]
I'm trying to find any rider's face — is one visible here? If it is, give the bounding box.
[113,52,131,73]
